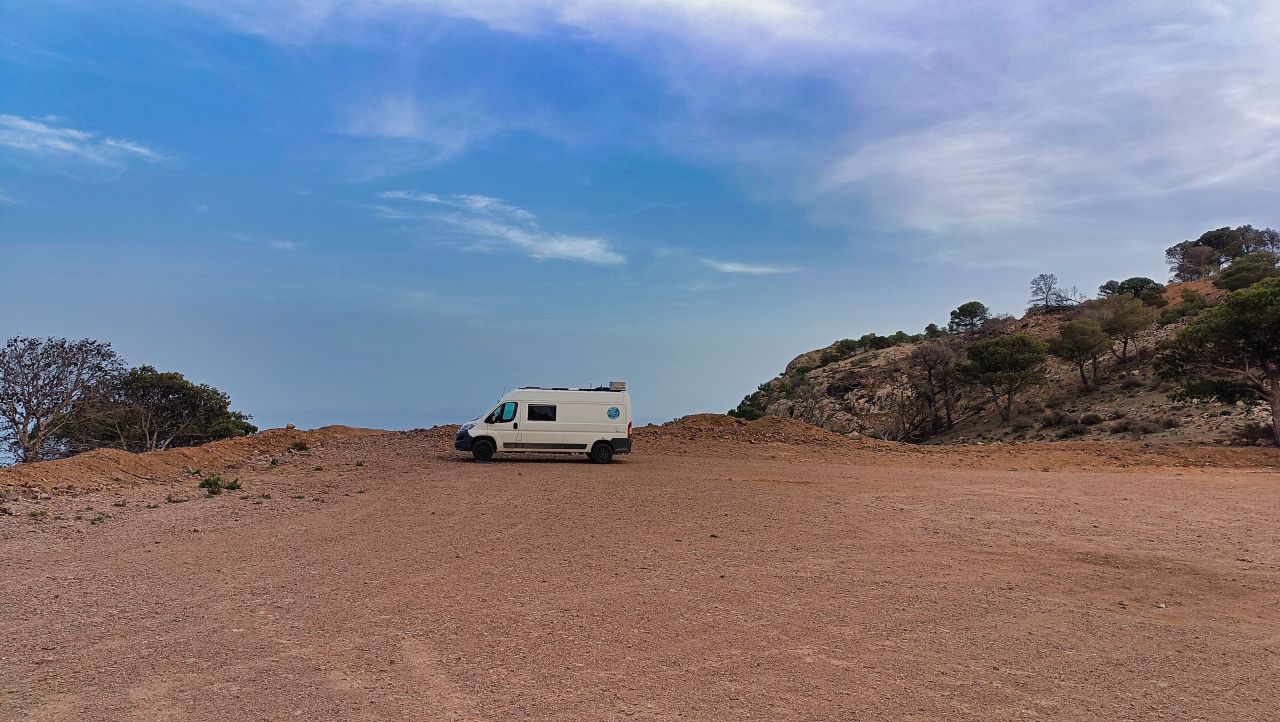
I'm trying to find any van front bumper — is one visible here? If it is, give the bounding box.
[454,430,473,451]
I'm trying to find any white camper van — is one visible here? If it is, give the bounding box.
[454,383,632,463]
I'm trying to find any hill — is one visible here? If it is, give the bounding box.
[731,279,1276,446]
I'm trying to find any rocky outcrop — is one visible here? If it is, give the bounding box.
[738,287,1271,445]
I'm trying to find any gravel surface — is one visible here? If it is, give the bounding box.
[2,430,1278,720]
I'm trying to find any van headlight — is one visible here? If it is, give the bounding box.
[459,422,475,432]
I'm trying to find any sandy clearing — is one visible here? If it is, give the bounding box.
[2,432,1278,720]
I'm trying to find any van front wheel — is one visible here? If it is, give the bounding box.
[588,442,614,464]
[471,438,495,463]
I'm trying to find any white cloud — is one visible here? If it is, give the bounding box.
[344,94,503,162]
[184,0,905,60]
[0,115,163,167]
[189,1,1280,265]
[810,2,1280,240]
[229,231,301,251]
[376,190,441,203]
[0,189,16,205]
[375,191,625,265]
[703,258,799,275]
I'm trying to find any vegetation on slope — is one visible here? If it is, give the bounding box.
[731,225,1280,446]
[1,338,256,464]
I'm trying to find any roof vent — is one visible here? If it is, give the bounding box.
[609,381,627,391]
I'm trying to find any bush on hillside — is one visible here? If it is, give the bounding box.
[1158,290,1211,325]
[1214,251,1280,291]
[729,384,771,421]
[56,366,256,454]
[1166,225,1280,281]
[958,334,1048,423]
[1156,277,1280,445]
[1234,421,1277,446]
[1057,423,1089,438]
[1099,277,1168,307]
[948,301,990,333]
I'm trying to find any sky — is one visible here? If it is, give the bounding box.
[2,0,1279,429]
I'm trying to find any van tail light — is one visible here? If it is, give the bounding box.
[627,422,632,439]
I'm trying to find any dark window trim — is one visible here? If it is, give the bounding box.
[528,404,557,422]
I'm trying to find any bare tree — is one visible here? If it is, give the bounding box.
[1028,273,1070,312]
[907,340,965,432]
[869,382,930,441]
[0,337,124,463]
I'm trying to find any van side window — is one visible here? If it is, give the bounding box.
[489,402,517,423]
[528,404,557,422]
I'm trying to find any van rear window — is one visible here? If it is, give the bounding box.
[528,404,557,422]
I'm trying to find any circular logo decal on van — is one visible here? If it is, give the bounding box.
[607,406,621,420]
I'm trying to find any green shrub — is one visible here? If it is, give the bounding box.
[1108,419,1133,434]
[1234,422,1277,446]
[1079,413,1104,426]
[1057,423,1088,438]
[1040,410,1067,428]
[1158,290,1211,325]
[1214,251,1280,291]
[198,474,223,495]
[53,366,256,454]
[729,384,770,420]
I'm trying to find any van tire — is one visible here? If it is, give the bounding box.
[588,441,614,464]
[471,438,495,463]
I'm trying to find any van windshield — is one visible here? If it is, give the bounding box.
[486,401,517,423]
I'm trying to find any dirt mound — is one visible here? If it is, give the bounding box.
[632,414,1280,471]
[0,425,384,495]
[637,413,853,449]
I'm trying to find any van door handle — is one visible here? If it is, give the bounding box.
[513,422,518,430]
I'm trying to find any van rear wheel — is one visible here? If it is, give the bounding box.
[588,441,614,464]
[471,438,495,463]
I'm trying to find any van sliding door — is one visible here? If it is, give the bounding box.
[518,403,568,450]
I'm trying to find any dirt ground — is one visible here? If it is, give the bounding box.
[2,424,1278,720]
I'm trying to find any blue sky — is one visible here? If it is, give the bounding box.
[2,0,1279,428]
